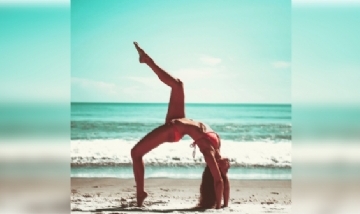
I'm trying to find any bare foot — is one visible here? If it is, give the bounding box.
[136,191,148,207]
[133,42,152,64]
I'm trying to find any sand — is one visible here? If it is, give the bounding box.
[71,178,291,214]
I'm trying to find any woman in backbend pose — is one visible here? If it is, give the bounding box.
[131,42,230,209]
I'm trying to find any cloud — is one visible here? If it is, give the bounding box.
[71,77,118,95]
[122,86,141,95]
[200,55,222,66]
[174,68,207,77]
[171,66,226,83]
[127,77,160,87]
[272,61,291,69]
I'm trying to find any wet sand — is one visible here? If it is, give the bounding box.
[71,177,291,213]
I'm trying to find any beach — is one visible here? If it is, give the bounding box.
[71,178,291,214]
[71,103,292,213]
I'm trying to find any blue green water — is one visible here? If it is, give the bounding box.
[71,103,291,179]
[71,103,291,141]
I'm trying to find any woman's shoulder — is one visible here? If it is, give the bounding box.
[175,118,202,126]
[170,118,202,131]
[199,122,213,133]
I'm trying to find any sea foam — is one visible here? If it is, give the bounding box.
[71,139,291,168]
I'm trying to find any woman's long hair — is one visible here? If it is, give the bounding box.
[197,165,228,208]
[197,132,229,208]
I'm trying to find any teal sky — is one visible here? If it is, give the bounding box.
[71,0,291,103]
[0,3,69,103]
[1,1,358,105]
[292,2,360,105]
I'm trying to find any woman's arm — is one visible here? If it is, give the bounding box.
[203,149,224,209]
[223,174,230,207]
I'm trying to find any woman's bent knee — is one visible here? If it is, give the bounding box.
[131,147,140,159]
[170,78,184,93]
[175,78,183,88]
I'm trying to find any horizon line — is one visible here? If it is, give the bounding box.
[71,102,291,105]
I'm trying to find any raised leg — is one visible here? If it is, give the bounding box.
[130,124,173,206]
[134,42,185,122]
[166,82,185,123]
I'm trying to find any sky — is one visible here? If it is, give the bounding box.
[0,1,69,103]
[292,1,360,105]
[71,0,291,103]
[2,0,358,104]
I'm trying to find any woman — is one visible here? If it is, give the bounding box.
[131,42,230,209]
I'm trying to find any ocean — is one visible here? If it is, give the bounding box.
[71,103,291,179]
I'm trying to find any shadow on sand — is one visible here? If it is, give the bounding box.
[94,207,207,213]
